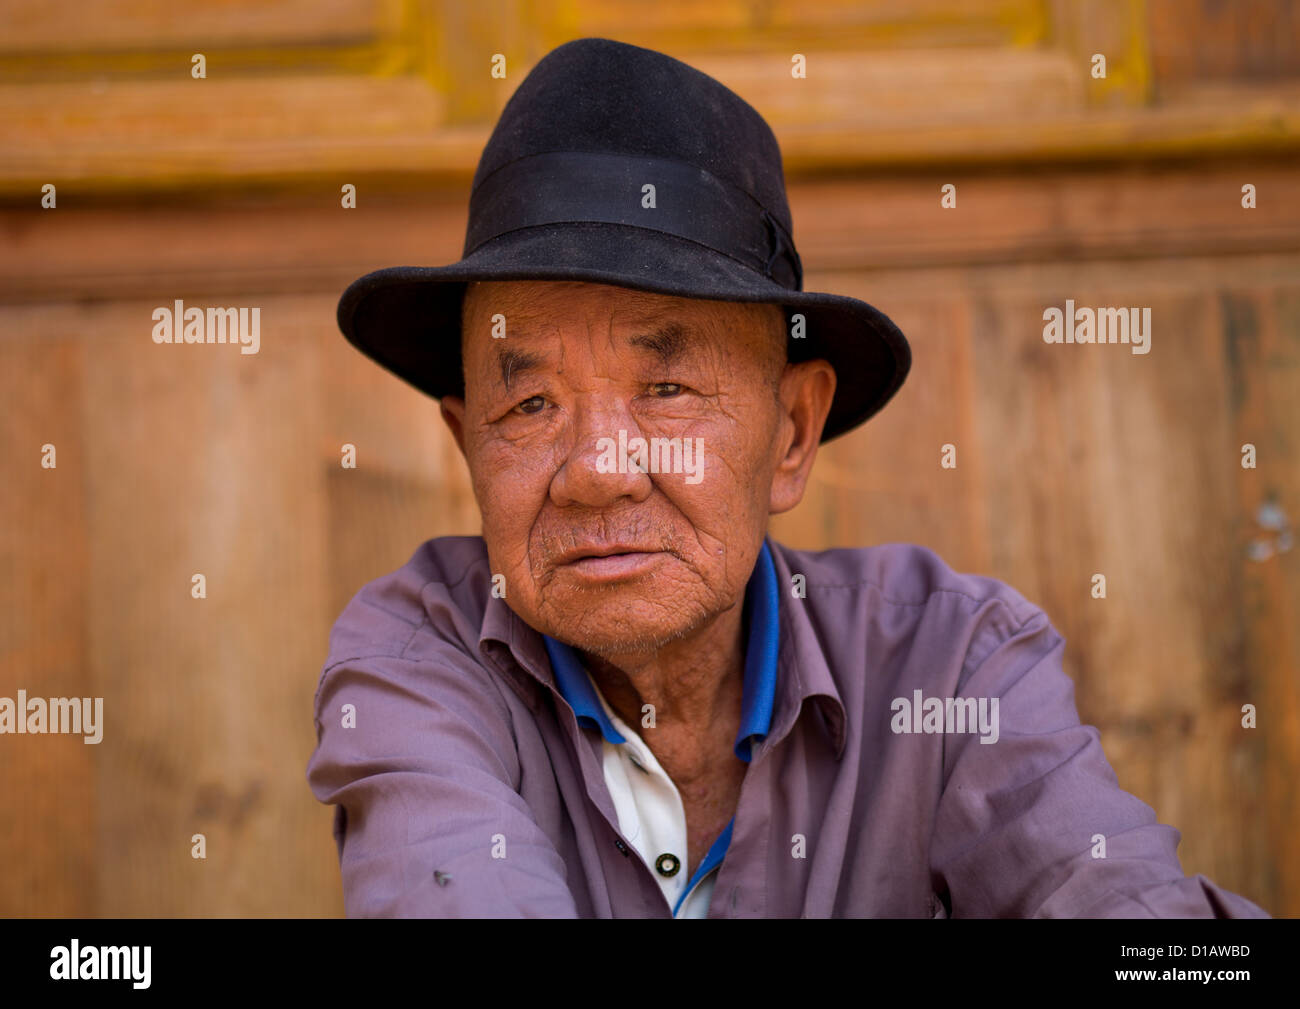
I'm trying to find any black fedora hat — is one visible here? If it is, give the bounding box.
[337,37,910,442]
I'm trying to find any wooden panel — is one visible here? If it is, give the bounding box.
[2,2,1298,194]
[694,47,1084,129]
[5,163,1299,303]
[0,335,96,916]
[0,191,471,304]
[0,0,391,52]
[1224,285,1300,911]
[773,296,994,574]
[1049,0,1151,106]
[1,227,1295,918]
[5,77,1296,193]
[0,296,345,915]
[788,164,1300,269]
[1148,0,1300,89]
[556,0,1050,48]
[775,84,1300,168]
[0,76,452,193]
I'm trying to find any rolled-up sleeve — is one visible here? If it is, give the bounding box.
[928,607,1269,918]
[306,650,579,917]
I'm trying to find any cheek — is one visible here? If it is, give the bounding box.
[467,438,555,558]
[652,425,773,538]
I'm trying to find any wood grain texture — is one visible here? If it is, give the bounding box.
[1147,0,1300,89]
[3,213,1293,917]
[4,164,1298,303]
[0,335,96,916]
[2,1,1299,193]
[1,297,345,916]
[0,0,387,51]
[1,0,1296,918]
[1223,284,1300,912]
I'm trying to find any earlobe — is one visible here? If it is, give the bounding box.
[769,360,835,514]
[440,396,468,456]
[783,361,836,456]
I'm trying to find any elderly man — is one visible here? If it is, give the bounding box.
[306,38,1268,918]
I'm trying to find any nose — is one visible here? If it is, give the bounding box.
[549,397,653,508]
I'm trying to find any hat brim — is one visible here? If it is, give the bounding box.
[337,222,910,442]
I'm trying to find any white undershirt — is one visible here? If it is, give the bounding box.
[588,683,718,918]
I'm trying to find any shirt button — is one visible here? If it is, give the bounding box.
[655,853,681,877]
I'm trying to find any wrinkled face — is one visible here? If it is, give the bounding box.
[440,279,829,657]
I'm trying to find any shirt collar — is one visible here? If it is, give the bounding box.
[763,539,848,759]
[541,540,779,762]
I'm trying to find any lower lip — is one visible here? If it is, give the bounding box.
[560,552,666,580]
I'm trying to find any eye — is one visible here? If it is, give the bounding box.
[650,382,683,398]
[514,395,546,414]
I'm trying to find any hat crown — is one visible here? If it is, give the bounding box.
[470,37,793,238]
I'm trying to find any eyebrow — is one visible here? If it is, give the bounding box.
[492,321,693,390]
[497,347,545,390]
[628,322,690,363]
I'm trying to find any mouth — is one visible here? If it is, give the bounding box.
[553,545,669,581]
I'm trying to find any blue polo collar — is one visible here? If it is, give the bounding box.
[543,539,779,762]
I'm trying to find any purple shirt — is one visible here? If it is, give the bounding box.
[306,535,1269,918]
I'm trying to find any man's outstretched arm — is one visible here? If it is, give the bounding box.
[928,609,1269,918]
[307,650,579,918]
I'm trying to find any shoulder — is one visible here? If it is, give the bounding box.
[769,539,1038,618]
[311,535,526,737]
[767,539,1053,672]
[323,535,493,669]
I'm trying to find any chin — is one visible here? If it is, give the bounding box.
[536,588,709,657]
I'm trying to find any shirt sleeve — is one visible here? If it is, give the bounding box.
[928,606,1270,918]
[306,650,580,918]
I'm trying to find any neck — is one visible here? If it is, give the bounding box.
[578,599,746,745]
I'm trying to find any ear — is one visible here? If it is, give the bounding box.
[440,396,468,457]
[769,359,835,514]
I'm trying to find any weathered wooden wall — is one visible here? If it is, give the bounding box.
[1,0,1296,916]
